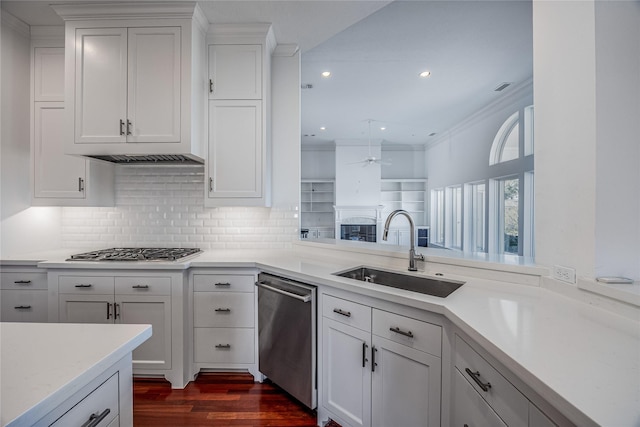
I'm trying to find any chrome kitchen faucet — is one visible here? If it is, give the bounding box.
[382,209,425,271]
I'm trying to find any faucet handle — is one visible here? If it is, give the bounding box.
[415,253,425,261]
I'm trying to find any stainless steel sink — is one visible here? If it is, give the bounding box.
[333,266,464,298]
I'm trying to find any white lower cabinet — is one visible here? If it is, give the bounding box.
[191,270,258,378]
[452,333,563,427]
[49,270,187,388]
[0,268,48,322]
[320,293,442,427]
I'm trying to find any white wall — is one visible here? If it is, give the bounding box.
[534,0,640,281]
[335,141,381,206]
[425,83,533,192]
[594,1,640,280]
[301,147,335,180]
[381,146,426,179]
[0,13,62,257]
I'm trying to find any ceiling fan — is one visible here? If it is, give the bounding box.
[348,119,392,167]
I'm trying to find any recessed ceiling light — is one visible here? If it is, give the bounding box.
[320,127,326,131]
[380,127,386,131]
[419,71,431,78]
[321,71,331,78]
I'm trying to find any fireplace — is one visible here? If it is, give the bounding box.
[341,224,377,242]
[334,205,385,243]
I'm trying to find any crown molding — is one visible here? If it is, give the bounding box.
[425,77,534,150]
[1,11,30,39]
[273,44,300,57]
[52,2,199,21]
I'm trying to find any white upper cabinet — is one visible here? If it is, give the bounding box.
[54,3,207,161]
[127,27,181,143]
[74,27,180,144]
[30,37,114,207]
[34,47,65,101]
[208,44,261,99]
[204,26,275,207]
[74,28,128,144]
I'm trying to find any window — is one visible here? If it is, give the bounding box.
[490,111,520,165]
[465,182,486,252]
[430,189,444,246]
[496,177,519,254]
[447,186,462,249]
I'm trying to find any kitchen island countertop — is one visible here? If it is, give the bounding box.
[0,322,151,427]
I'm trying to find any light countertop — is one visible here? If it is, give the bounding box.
[0,322,151,427]
[2,244,639,426]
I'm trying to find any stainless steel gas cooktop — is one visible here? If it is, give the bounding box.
[67,248,202,262]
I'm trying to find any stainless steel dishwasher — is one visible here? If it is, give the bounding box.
[256,272,317,409]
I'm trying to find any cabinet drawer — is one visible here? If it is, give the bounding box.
[322,294,371,332]
[115,276,171,296]
[0,290,48,322]
[193,274,255,292]
[59,276,114,294]
[455,334,528,426]
[50,372,119,427]
[194,292,254,327]
[194,327,255,364]
[372,309,442,357]
[452,369,507,427]
[1,272,47,290]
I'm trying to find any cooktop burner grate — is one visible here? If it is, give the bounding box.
[67,247,202,262]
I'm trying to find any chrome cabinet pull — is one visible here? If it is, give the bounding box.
[371,346,377,372]
[78,177,84,192]
[114,303,120,319]
[465,368,492,392]
[362,342,368,368]
[14,305,31,310]
[215,308,231,312]
[390,326,414,338]
[107,302,112,319]
[132,285,149,289]
[333,308,351,318]
[215,344,231,349]
[82,408,111,427]
[75,284,93,288]
[209,78,214,93]
[214,282,231,287]
[209,177,213,192]
[119,119,125,135]
[126,119,132,135]
[14,280,31,285]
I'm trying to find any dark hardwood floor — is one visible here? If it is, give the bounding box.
[133,373,318,427]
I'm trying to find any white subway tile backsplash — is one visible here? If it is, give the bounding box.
[62,165,299,249]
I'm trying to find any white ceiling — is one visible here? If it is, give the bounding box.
[302,1,533,147]
[1,0,533,148]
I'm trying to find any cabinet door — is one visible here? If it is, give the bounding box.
[117,295,171,369]
[208,44,261,100]
[34,103,87,199]
[452,369,507,427]
[322,318,371,427]
[371,336,441,427]
[207,100,262,199]
[34,47,64,101]
[74,28,127,144]
[127,27,181,143]
[59,294,114,324]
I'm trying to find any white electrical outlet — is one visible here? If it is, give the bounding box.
[553,265,576,284]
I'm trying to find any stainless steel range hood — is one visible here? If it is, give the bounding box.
[87,154,204,165]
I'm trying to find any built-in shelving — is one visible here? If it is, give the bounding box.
[301,180,335,238]
[381,179,427,226]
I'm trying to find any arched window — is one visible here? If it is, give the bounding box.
[489,111,520,165]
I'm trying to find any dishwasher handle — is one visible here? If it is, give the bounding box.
[256,281,312,303]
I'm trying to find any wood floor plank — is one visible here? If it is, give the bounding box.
[133,373,317,427]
